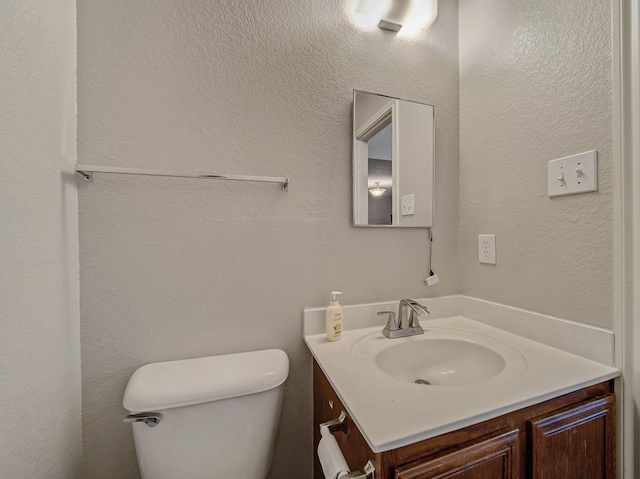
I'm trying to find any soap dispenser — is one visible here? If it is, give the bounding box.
[325,291,343,342]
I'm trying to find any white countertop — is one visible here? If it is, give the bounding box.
[305,315,619,453]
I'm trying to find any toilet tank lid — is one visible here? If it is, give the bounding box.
[123,349,289,412]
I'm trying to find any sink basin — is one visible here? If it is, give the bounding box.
[350,327,527,387]
[376,339,505,386]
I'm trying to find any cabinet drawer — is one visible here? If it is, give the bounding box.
[395,430,520,479]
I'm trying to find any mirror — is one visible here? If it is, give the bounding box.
[352,91,434,227]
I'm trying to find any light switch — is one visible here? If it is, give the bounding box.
[548,150,597,197]
[479,234,496,264]
[402,194,415,216]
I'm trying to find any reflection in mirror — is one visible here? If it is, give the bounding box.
[368,124,392,224]
[353,91,434,227]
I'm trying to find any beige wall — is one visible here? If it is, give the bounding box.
[0,0,82,477]
[0,0,616,476]
[77,0,460,476]
[459,0,613,328]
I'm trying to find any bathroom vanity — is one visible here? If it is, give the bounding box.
[304,301,619,479]
[314,361,615,478]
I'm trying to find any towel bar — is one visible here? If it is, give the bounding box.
[74,164,290,191]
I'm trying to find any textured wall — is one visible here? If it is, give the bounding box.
[0,0,82,477]
[459,0,613,328]
[77,0,459,477]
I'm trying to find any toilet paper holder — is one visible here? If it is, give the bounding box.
[319,412,376,479]
[344,460,375,479]
[320,410,349,435]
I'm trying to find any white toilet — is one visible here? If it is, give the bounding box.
[123,349,289,479]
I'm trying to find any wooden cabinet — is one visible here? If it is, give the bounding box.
[529,394,616,479]
[313,360,616,479]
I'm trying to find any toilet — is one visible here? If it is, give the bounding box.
[123,349,289,479]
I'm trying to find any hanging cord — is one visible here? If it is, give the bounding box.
[424,229,440,286]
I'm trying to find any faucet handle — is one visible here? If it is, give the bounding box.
[403,299,430,317]
[378,311,398,333]
[409,302,429,328]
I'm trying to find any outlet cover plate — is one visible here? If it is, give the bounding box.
[548,150,597,197]
[479,234,496,264]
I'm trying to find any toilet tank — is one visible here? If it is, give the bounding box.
[123,349,289,479]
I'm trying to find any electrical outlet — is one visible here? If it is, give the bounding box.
[402,194,415,216]
[478,234,496,264]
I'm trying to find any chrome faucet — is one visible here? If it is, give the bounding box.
[378,299,430,339]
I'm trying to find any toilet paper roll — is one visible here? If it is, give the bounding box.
[318,426,351,479]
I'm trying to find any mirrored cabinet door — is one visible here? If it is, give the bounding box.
[353,90,434,227]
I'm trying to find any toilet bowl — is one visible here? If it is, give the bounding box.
[123,349,289,479]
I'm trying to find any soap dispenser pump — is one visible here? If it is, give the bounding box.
[325,291,343,342]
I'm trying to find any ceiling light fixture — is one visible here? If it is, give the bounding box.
[369,182,386,197]
[352,0,438,34]
[377,19,403,32]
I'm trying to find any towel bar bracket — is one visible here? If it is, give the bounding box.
[77,170,94,182]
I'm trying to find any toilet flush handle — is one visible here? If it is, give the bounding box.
[124,412,162,427]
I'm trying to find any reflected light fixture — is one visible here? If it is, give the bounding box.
[352,0,438,34]
[369,182,386,197]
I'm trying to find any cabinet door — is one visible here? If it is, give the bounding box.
[394,430,520,479]
[529,394,615,479]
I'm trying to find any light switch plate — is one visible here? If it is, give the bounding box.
[401,194,415,216]
[479,234,496,264]
[548,150,597,197]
